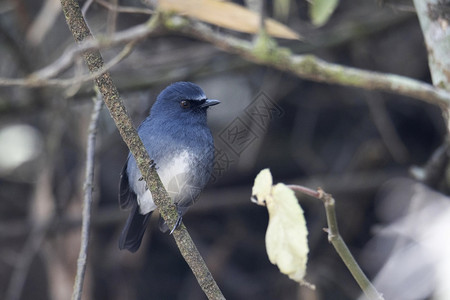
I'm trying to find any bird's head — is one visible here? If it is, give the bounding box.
[151,82,220,123]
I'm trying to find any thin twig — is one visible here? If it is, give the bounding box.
[366,96,409,163]
[0,20,154,87]
[289,185,384,300]
[286,184,321,198]
[258,0,266,33]
[71,90,103,300]
[0,40,138,87]
[106,0,118,35]
[81,0,94,16]
[59,2,225,299]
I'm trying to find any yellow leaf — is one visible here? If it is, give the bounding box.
[266,183,308,283]
[251,168,272,206]
[251,169,312,286]
[159,0,301,40]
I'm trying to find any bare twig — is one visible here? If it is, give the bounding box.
[59,1,225,299]
[0,40,137,87]
[286,184,321,198]
[366,96,409,163]
[71,91,103,300]
[25,0,60,46]
[411,141,450,188]
[106,0,118,35]
[0,20,155,87]
[289,185,384,300]
[258,0,266,33]
[81,0,95,16]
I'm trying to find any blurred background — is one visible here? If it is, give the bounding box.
[1,0,449,299]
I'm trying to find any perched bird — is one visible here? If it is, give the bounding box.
[118,82,220,252]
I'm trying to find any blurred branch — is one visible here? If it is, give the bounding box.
[0,17,158,87]
[59,1,225,299]
[258,0,266,33]
[81,0,95,16]
[106,0,118,35]
[169,18,450,108]
[1,11,449,109]
[25,0,60,46]
[413,0,450,91]
[0,37,141,87]
[411,141,450,189]
[288,185,384,300]
[71,91,103,300]
[411,0,450,190]
[367,96,409,163]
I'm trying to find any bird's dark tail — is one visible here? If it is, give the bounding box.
[119,203,151,253]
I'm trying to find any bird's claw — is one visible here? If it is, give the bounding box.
[169,214,183,235]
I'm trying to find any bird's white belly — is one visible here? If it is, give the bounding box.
[136,150,191,215]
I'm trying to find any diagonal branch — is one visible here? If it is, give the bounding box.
[59,2,224,299]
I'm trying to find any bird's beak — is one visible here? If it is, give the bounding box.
[200,99,221,108]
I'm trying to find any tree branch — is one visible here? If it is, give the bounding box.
[413,0,450,91]
[0,23,151,87]
[288,185,384,300]
[71,90,103,300]
[59,1,224,299]
[168,18,450,109]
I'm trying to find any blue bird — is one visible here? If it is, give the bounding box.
[119,82,220,252]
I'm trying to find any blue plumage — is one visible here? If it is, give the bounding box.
[118,82,220,252]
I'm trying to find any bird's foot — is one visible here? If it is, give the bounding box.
[138,161,158,183]
[150,160,158,169]
[169,210,183,234]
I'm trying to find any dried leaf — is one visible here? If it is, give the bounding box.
[159,0,301,40]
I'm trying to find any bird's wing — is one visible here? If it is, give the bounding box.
[118,157,136,209]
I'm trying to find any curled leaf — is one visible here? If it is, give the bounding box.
[251,168,273,206]
[251,169,312,286]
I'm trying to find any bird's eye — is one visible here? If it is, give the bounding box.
[180,100,191,109]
